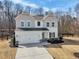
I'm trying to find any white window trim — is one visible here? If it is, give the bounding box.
[46,22,49,27]
[35,21,43,28]
[37,21,41,26]
[21,21,25,27]
[27,22,31,27]
[52,22,54,27]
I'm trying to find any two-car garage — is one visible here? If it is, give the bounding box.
[15,31,42,44]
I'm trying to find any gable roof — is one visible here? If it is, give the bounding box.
[15,13,35,20]
[33,15,44,20]
[43,12,57,20]
[15,12,56,21]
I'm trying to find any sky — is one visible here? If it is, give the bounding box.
[12,0,79,12]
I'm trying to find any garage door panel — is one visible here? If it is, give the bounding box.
[15,31,42,44]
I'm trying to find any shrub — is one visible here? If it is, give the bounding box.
[47,38,58,43]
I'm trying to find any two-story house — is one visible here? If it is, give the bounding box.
[15,12,58,44]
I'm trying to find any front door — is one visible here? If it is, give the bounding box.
[49,32,55,38]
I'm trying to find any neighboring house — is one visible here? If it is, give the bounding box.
[15,12,58,44]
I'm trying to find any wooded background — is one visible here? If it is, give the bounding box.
[0,0,79,39]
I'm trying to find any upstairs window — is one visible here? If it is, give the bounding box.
[52,22,54,27]
[37,21,40,26]
[21,22,24,27]
[47,22,49,27]
[28,22,30,27]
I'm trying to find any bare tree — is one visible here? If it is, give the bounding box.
[37,7,44,15]
[3,0,15,37]
[24,6,31,14]
[75,3,79,13]
[75,3,79,21]
[59,15,73,34]
[74,3,79,35]
[14,3,23,16]
[0,1,4,40]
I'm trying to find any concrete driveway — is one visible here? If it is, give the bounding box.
[15,44,53,59]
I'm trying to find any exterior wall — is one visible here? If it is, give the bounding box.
[43,32,49,39]
[43,17,58,38]
[35,20,43,28]
[16,19,35,28]
[15,30,43,44]
[15,14,59,44]
[16,18,58,38]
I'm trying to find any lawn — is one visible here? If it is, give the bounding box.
[46,37,79,59]
[0,39,17,59]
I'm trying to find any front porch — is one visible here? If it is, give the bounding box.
[41,32,57,41]
[41,32,63,44]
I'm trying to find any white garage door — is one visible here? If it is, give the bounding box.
[15,31,42,44]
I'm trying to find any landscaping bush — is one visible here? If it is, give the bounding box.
[10,37,15,47]
[13,37,16,46]
[47,37,64,44]
[15,41,19,47]
[10,36,18,47]
[59,36,63,41]
[47,38,58,43]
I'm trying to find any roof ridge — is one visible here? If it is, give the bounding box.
[15,13,57,20]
